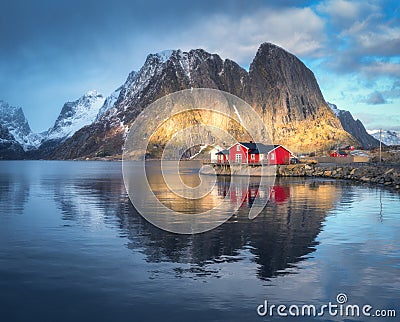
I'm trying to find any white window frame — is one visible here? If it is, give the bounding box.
[270,153,275,160]
[236,144,240,152]
[251,154,255,160]
[235,153,242,163]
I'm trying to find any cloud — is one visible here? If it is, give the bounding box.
[317,0,380,28]
[341,13,400,61]
[353,112,400,131]
[0,0,399,132]
[315,0,400,79]
[363,91,387,105]
[360,61,400,78]
[385,80,400,99]
[177,7,326,65]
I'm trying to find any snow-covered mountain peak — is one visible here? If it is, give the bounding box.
[327,102,341,116]
[0,100,42,150]
[0,100,31,135]
[97,48,224,129]
[96,86,123,120]
[154,49,174,63]
[367,129,400,146]
[46,91,105,141]
[84,90,102,98]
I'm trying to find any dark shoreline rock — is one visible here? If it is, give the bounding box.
[277,164,400,191]
[207,163,400,192]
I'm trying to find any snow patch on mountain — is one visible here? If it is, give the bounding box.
[367,130,400,146]
[327,102,341,116]
[97,86,122,120]
[327,102,380,148]
[46,90,105,141]
[102,49,218,127]
[155,50,174,63]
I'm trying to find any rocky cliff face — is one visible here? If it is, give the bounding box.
[244,44,353,152]
[328,103,380,148]
[53,43,357,159]
[45,90,105,141]
[0,123,25,159]
[0,100,42,150]
[31,91,105,158]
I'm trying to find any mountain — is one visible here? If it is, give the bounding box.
[96,87,122,120]
[0,91,106,159]
[0,123,25,159]
[0,100,42,150]
[368,130,400,146]
[53,43,355,159]
[32,91,105,158]
[45,90,105,141]
[243,44,354,152]
[328,103,381,149]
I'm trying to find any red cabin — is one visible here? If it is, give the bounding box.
[225,142,294,165]
[330,151,348,157]
[216,149,229,163]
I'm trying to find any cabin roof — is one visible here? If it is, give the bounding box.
[216,149,229,155]
[238,142,280,154]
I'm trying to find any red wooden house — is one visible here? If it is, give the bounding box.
[220,142,294,165]
[216,149,229,163]
[330,151,348,157]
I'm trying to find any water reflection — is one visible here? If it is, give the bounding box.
[40,161,342,280]
[1,161,399,322]
[216,176,291,207]
[0,161,30,215]
[146,177,340,280]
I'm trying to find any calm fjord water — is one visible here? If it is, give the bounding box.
[0,161,399,322]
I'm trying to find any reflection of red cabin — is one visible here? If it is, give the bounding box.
[269,186,290,204]
[226,142,294,165]
[225,184,290,206]
[216,179,291,207]
[229,185,260,208]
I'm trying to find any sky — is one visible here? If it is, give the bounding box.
[0,0,399,132]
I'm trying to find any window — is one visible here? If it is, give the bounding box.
[270,153,275,160]
[251,154,255,160]
[236,144,240,151]
[235,154,242,163]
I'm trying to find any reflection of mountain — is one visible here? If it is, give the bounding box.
[46,163,341,280]
[39,165,127,225]
[0,162,30,215]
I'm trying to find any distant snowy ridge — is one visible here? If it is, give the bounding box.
[0,100,42,150]
[367,129,400,146]
[327,102,341,116]
[0,91,106,157]
[45,90,105,141]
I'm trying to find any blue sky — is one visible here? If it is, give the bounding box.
[0,0,399,132]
